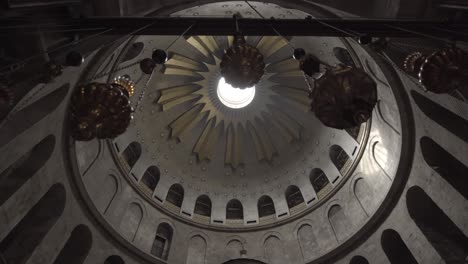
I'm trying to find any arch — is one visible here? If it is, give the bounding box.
[223,259,267,264]
[140,166,160,194]
[0,83,69,147]
[328,204,351,242]
[121,142,141,169]
[194,195,212,217]
[151,223,173,260]
[99,174,119,214]
[225,239,244,260]
[0,183,66,264]
[119,202,143,242]
[257,195,275,218]
[186,235,207,264]
[166,184,184,207]
[420,137,468,200]
[53,225,92,264]
[353,177,373,216]
[226,199,244,220]
[264,236,286,264]
[411,91,468,143]
[104,255,124,264]
[309,168,330,196]
[330,145,350,173]
[349,255,369,264]
[285,185,304,209]
[381,229,418,264]
[0,135,55,206]
[297,224,318,261]
[407,186,468,262]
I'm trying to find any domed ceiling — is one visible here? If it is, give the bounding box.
[96,1,376,229]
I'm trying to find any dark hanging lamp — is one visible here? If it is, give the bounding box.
[404,47,468,94]
[310,65,378,129]
[220,15,265,89]
[0,84,14,111]
[70,79,134,141]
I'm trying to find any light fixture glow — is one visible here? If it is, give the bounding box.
[217,77,255,109]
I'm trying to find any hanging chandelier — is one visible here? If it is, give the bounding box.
[403,47,468,94]
[70,78,134,141]
[294,48,378,129]
[220,34,265,89]
[310,65,377,129]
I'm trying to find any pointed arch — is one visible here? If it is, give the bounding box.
[186,235,207,264]
[0,135,55,206]
[121,142,141,169]
[53,225,92,264]
[257,195,275,218]
[151,223,173,260]
[140,166,160,194]
[119,202,143,242]
[0,183,66,264]
[226,199,243,220]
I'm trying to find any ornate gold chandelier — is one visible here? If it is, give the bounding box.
[220,34,265,89]
[295,48,378,129]
[404,47,468,94]
[70,78,134,141]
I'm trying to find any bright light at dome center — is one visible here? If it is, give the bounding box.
[217,77,255,109]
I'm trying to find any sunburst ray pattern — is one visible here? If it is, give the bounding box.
[157,35,311,168]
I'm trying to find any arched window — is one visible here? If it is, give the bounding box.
[151,223,173,260]
[140,166,160,194]
[121,142,142,169]
[226,199,243,220]
[166,184,184,208]
[257,195,275,218]
[53,225,92,264]
[330,145,350,173]
[381,229,418,264]
[0,183,66,264]
[412,91,468,143]
[349,255,369,264]
[194,195,212,217]
[104,255,124,264]
[309,168,330,196]
[285,185,304,209]
[407,186,468,262]
[0,135,55,206]
[420,137,468,200]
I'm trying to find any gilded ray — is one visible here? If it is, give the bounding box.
[225,124,243,168]
[247,118,277,162]
[165,54,209,72]
[194,118,224,161]
[266,58,300,74]
[270,85,310,111]
[186,36,220,61]
[256,36,288,59]
[158,84,202,111]
[266,107,302,142]
[169,104,205,141]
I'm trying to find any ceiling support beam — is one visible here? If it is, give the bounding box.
[1,17,468,40]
